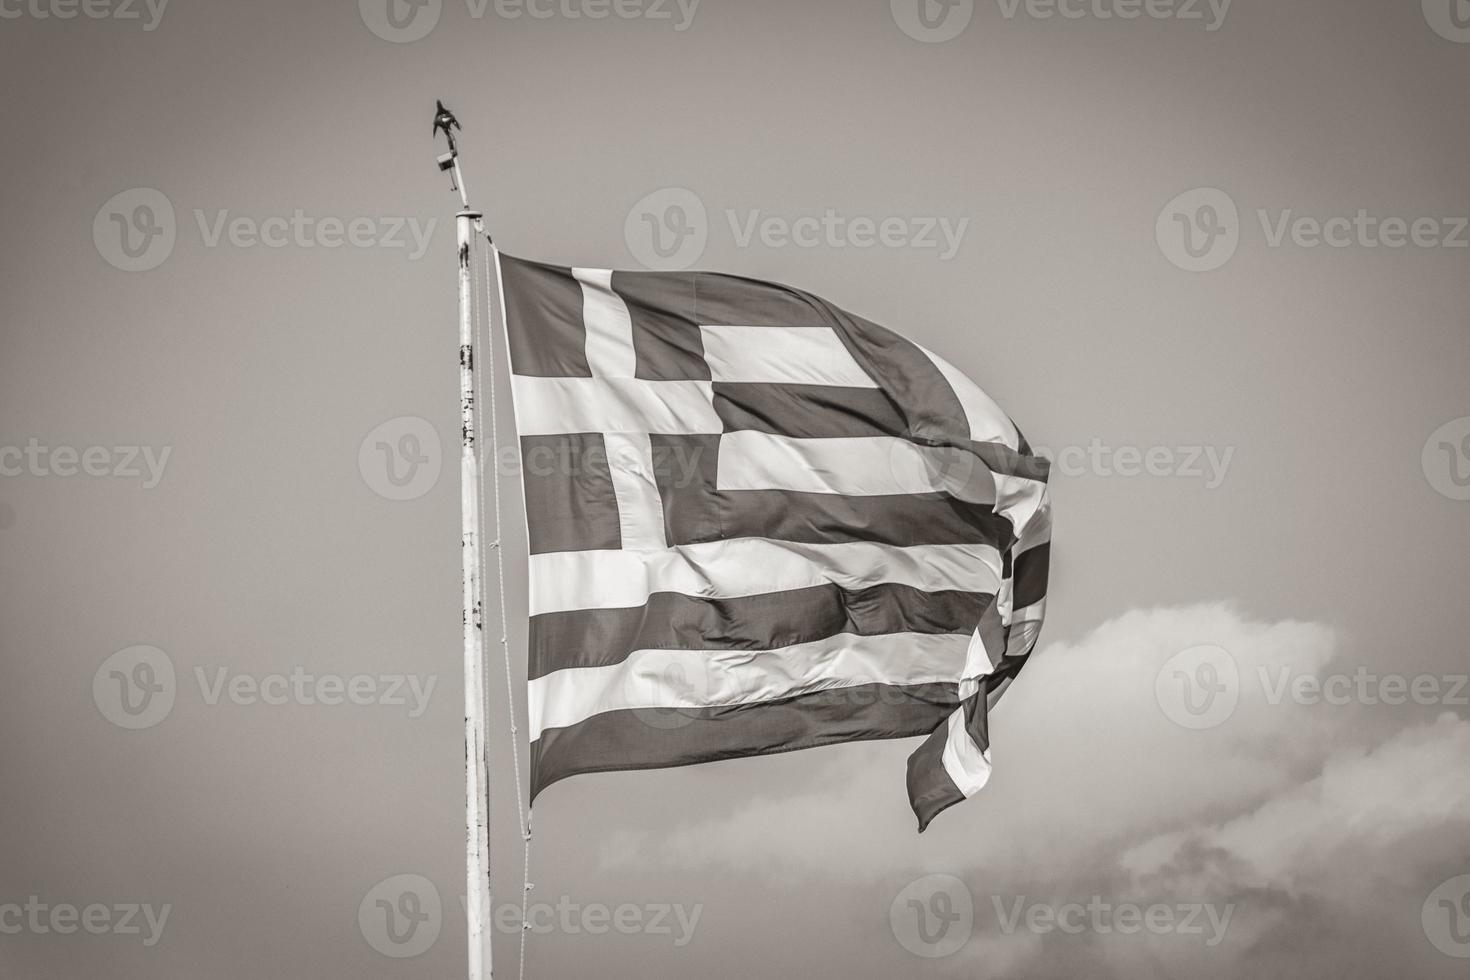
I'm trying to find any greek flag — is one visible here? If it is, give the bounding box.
[498,254,1051,830]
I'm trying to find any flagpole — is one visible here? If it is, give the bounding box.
[436,102,493,980]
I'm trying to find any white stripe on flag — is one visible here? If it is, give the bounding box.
[529,631,971,737]
[528,539,1003,615]
[510,377,722,435]
[716,431,997,504]
[573,268,637,378]
[1017,499,1052,551]
[994,473,1047,538]
[699,325,878,387]
[1004,598,1047,659]
[939,707,993,797]
[1011,597,1046,625]
[604,432,667,552]
[962,627,994,682]
[919,346,1020,450]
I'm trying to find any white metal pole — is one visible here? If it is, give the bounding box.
[458,205,493,980]
[438,100,492,980]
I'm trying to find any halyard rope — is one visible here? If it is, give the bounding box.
[476,232,534,980]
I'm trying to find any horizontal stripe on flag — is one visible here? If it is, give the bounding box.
[711,382,907,440]
[994,471,1048,536]
[940,705,993,797]
[510,376,722,435]
[708,490,1016,549]
[1012,542,1050,610]
[816,310,974,448]
[906,722,966,832]
[1018,498,1053,549]
[919,345,1020,449]
[1011,597,1046,626]
[700,326,878,387]
[708,490,1011,552]
[528,539,1003,615]
[671,270,835,329]
[1002,597,1047,660]
[1003,618,1044,662]
[970,440,1052,482]
[716,431,998,504]
[529,631,976,737]
[531,681,962,798]
[962,623,997,683]
[527,583,989,679]
[644,437,1014,549]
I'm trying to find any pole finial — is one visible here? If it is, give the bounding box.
[433,99,469,208]
[433,99,461,153]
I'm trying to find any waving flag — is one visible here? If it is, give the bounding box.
[497,253,1051,830]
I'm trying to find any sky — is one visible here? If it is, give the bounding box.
[1,0,1468,977]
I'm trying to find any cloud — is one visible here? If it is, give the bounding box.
[597,603,1470,977]
[1114,711,1470,979]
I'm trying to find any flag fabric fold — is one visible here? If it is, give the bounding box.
[496,252,1051,831]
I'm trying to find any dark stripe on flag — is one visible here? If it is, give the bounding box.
[527,584,991,679]
[985,657,1027,710]
[714,490,1015,549]
[905,721,965,832]
[646,435,1016,549]
[826,310,972,450]
[669,268,974,449]
[907,687,997,832]
[691,275,1025,470]
[685,272,837,329]
[971,440,1052,482]
[976,595,1008,669]
[712,383,907,440]
[909,606,1010,831]
[607,271,712,382]
[498,255,592,378]
[1012,542,1050,609]
[520,433,622,554]
[531,681,962,799]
